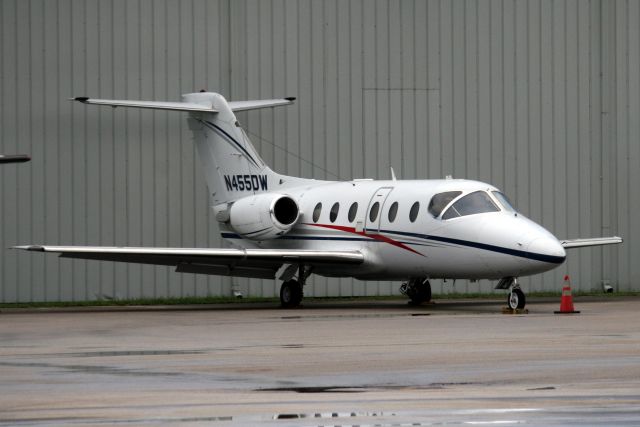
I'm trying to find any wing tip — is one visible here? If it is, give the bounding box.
[560,236,624,248]
[12,245,45,252]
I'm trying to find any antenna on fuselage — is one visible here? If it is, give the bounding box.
[390,166,397,181]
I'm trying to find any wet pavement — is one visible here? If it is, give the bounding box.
[1,297,639,426]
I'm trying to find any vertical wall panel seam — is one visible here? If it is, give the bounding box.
[414,0,418,177]
[551,0,557,234]
[625,0,631,285]
[111,0,117,296]
[476,0,480,178]
[526,0,532,216]
[489,0,493,178]
[27,0,33,301]
[463,0,467,176]
[564,0,569,245]
[1,0,4,301]
[513,0,518,201]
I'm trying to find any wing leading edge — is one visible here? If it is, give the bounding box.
[12,245,364,280]
[560,236,623,249]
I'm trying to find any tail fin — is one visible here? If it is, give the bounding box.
[73,92,309,205]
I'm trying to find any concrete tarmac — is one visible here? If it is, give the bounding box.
[1,297,639,426]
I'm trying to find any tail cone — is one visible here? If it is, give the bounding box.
[554,275,580,314]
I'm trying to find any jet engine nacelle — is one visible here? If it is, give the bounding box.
[228,193,300,240]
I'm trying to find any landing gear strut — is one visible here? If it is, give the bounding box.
[497,277,526,310]
[400,278,432,305]
[279,264,307,308]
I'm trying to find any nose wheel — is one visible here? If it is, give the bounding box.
[497,277,527,310]
[507,287,526,310]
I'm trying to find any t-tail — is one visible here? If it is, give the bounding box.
[72,92,313,206]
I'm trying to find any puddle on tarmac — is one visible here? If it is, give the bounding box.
[259,382,477,393]
[280,344,304,349]
[0,361,184,377]
[61,350,205,357]
[281,313,429,320]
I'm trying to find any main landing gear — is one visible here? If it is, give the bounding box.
[279,264,308,308]
[400,278,432,305]
[496,277,526,310]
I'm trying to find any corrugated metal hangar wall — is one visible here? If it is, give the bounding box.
[1,0,638,302]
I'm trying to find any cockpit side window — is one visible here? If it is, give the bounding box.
[492,191,516,212]
[442,191,500,219]
[428,191,462,218]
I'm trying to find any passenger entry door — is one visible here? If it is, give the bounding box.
[364,187,394,232]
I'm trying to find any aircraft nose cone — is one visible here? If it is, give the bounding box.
[527,236,566,264]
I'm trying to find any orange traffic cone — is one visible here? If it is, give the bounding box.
[554,275,580,314]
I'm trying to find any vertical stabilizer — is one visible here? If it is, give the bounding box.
[183,92,275,205]
[181,92,316,206]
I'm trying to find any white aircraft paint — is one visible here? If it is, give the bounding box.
[14,92,622,309]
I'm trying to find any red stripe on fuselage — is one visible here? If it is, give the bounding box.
[306,223,424,256]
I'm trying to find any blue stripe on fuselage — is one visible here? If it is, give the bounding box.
[378,229,565,264]
[221,228,565,264]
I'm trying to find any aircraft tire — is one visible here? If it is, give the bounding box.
[507,288,526,310]
[280,279,303,308]
[408,278,432,304]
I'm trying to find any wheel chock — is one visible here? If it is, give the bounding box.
[502,307,529,314]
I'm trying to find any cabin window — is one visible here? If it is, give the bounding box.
[348,202,358,222]
[388,201,398,222]
[330,202,340,223]
[409,202,420,222]
[492,191,516,212]
[442,191,500,220]
[428,191,462,218]
[369,202,380,222]
[313,202,322,222]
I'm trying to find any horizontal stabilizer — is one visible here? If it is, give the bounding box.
[228,98,295,112]
[560,236,623,249]
[72,97,218,112]
[72,95,295,113]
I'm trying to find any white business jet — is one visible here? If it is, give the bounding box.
[14,92,622,309]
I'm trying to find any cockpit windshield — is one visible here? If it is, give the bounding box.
[428,191,462,218]
[442,191,500,219]
[492,191,516,212]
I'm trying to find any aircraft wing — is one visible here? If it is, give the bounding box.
[12,245,363,280]
[0,154,31,164]
[559,236,623,249]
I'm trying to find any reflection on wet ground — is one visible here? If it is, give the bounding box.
[1,297,640,426]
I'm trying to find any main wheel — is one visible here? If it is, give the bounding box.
[280,279,303,308]
[507,288,526,310]
[408,278,432,304]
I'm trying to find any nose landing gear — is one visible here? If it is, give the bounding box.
[496,277,526,310]
[400,278,432,305]
[507,287,526,310]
